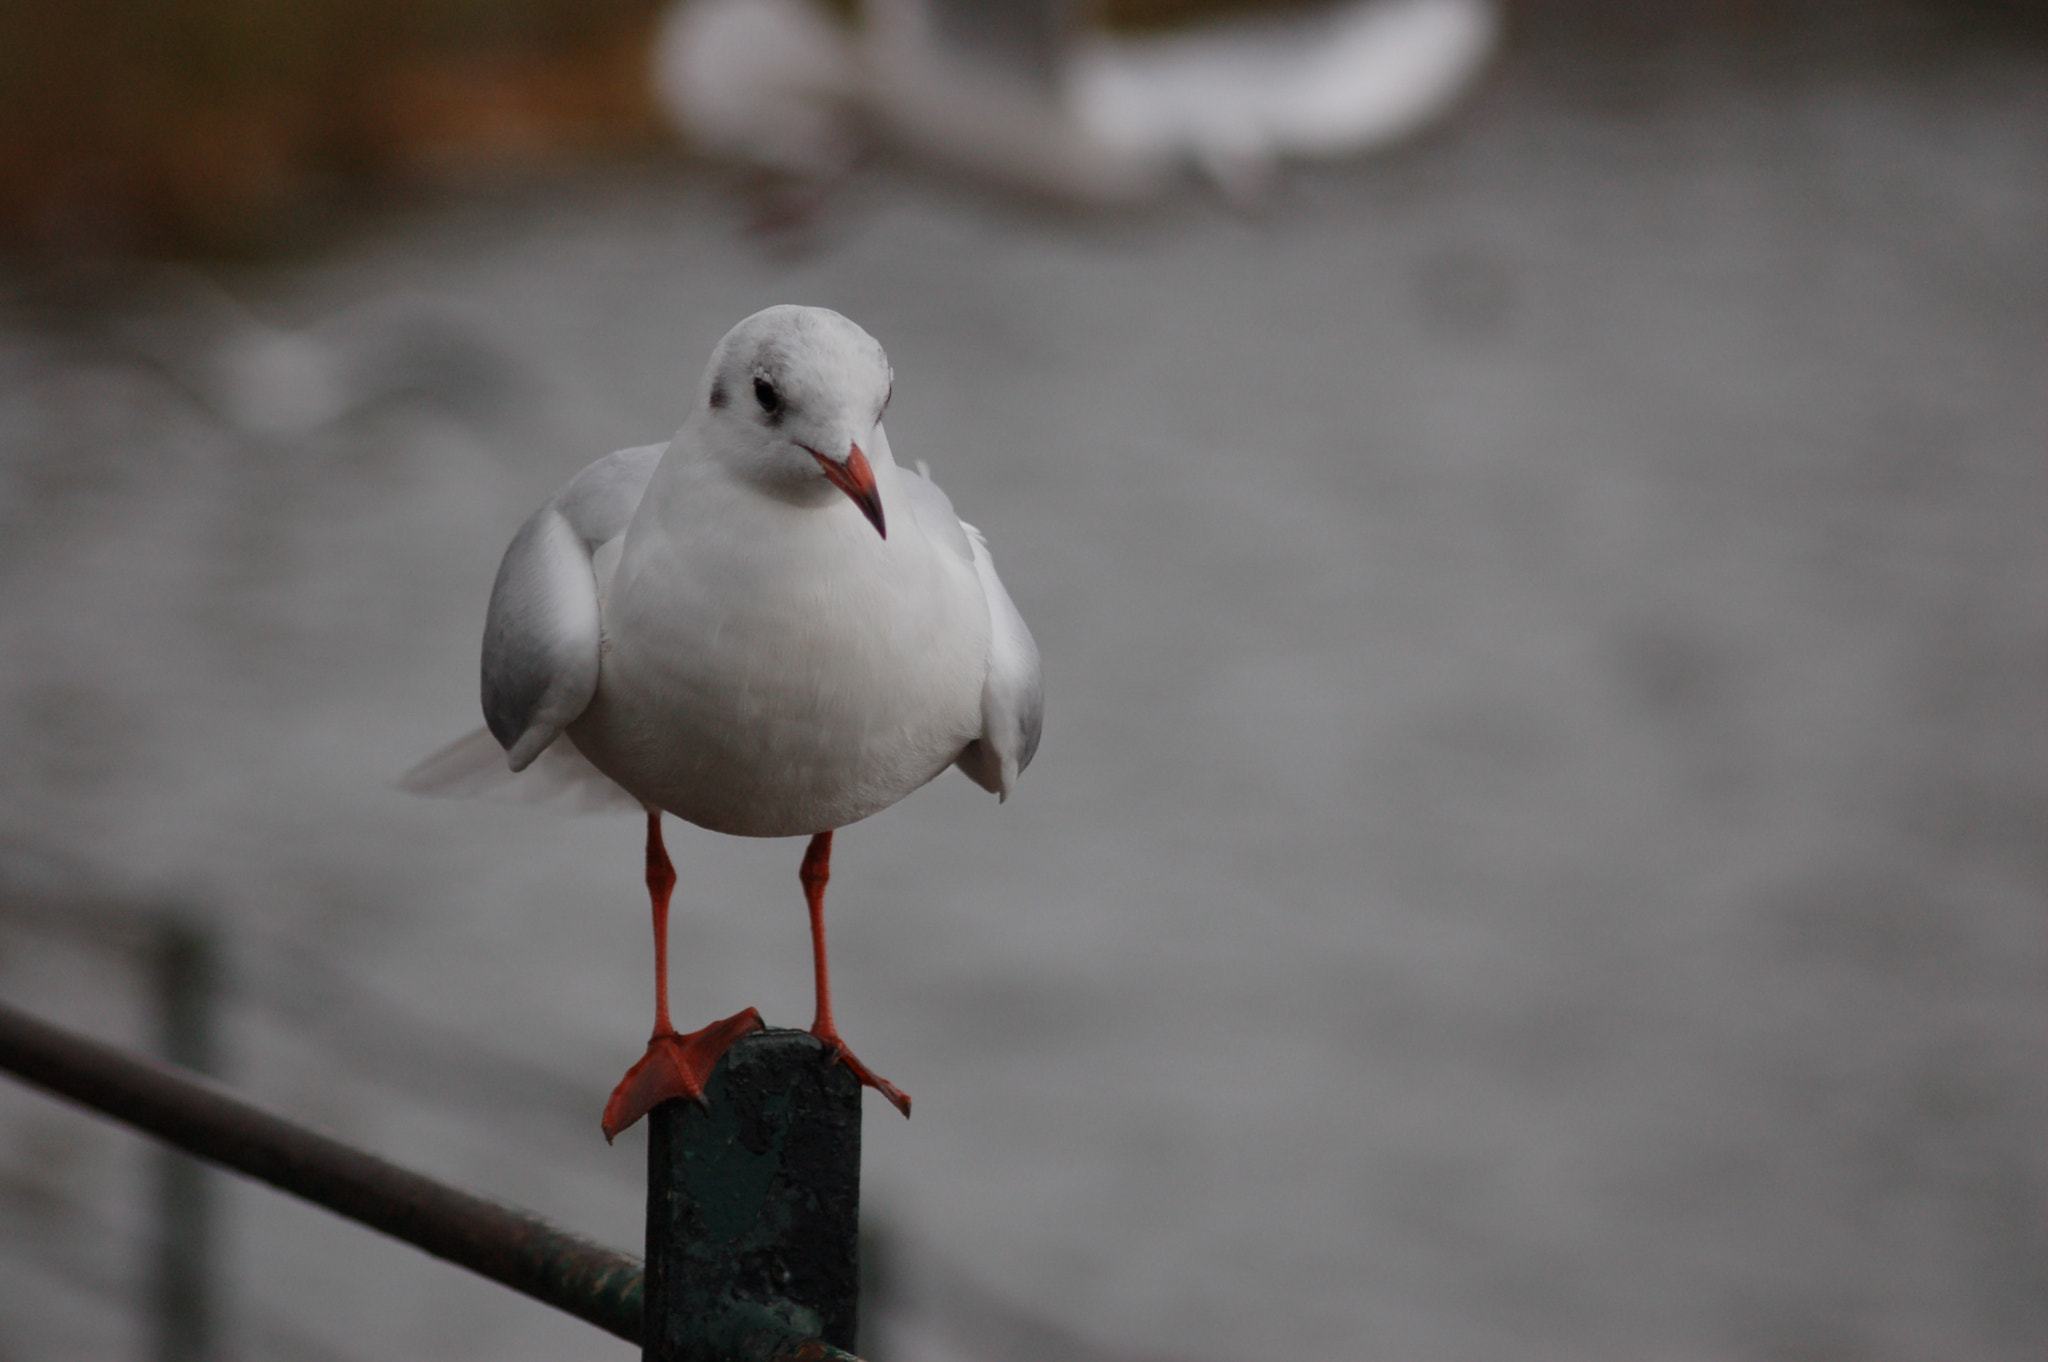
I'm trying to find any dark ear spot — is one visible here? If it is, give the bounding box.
[709,379,729,409]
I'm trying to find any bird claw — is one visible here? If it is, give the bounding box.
[812,1028,911,1118]
[602,1007,765,1142]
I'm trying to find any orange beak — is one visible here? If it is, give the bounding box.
[811,442,886,538]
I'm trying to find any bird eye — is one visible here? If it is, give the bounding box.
[753,377,781,414]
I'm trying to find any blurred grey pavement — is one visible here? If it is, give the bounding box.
[2,9,2046,1362]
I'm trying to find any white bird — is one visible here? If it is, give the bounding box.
[651,0,862,183]
[1069,0,1499,201]
[650,0,1497,209]
[405,305,1041,1138]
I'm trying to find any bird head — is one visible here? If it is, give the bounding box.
[698,304,892,538]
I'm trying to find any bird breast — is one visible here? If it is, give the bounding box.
[567,469,992,838]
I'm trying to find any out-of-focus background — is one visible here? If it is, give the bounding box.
[3,0,2046,1359]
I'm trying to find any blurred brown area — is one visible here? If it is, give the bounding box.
[1,0,2042,257]
[0,0,668,256]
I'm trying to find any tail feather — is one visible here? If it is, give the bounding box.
[399,727,642,814]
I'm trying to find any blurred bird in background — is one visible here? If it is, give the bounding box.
[653,0,1499,206]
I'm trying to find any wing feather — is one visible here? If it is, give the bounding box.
[901,460,1042,798]
[953,518,1043,797]
[479,443,665,771]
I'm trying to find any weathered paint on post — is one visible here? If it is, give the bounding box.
[644,1029,862,1362]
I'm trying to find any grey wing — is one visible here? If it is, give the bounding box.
[480,442,666,771]
[900,463,1042,798]
[954,519,1043,797]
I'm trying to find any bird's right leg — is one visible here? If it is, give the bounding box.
[800,831,911,1117]
[601,810,762,1142]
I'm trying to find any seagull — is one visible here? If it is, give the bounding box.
[650,0,1497,208]
[404,305,1041,1139]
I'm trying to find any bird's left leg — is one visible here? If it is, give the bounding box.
[601,811,763,1142]
[802,831,911,1117]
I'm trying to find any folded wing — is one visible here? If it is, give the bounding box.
[481,442,667,771]
[899,463,1043,799]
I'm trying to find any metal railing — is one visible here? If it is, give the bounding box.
[0,996,865,1362]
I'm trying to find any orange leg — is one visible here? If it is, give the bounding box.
[601,811,762,1142]
[801,832,911,1117]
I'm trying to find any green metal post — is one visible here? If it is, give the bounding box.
[154,913,218,1362]
[643,1029,862,1362]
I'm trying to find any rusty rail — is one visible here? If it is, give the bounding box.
[0,997,645,1343]
[0,996,870,1361]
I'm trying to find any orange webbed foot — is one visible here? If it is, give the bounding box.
[813,1027,911,1118]
[601,1008,765,1142]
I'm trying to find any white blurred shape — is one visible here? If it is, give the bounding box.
[652,0,863,179]
[859,0,1165,205]
[650,0,1498,205]
[212,327,350,436]
[113,267,526,437]
[1071,0,1500,198]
